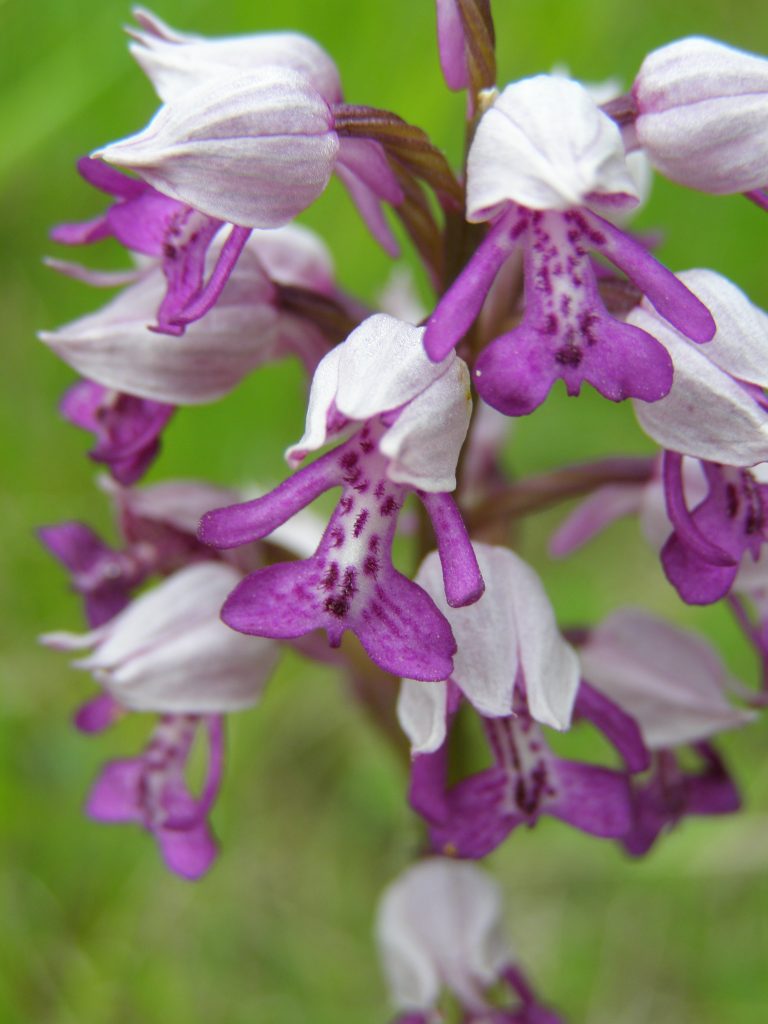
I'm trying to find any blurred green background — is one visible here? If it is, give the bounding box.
[2,1,768,1021]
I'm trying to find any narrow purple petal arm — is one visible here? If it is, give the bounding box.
[74,693,122,733]
[662,451,735,566]
[424,208,523,362]
[581,210,715,343]
[199,448,343,549]
[547,761,633,837]
[574,680,650,773]
[419,491,485,607]
[162,225,253,330]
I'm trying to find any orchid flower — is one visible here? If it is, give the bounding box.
[200,313,482,681]
[41,226,331,408]
[376,858,562,1023]
[423,75,714,416]
[580,609,753,853]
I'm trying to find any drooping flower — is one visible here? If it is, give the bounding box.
[41,227,331,407]
[51,156,250,336]
[200,313,481,681]
[632,36,768,195]
[38,519,152,628]
[87,713,223,880]
[580,609,752,853]
[42,561,279,714]
[59,378,175,485]
[376,858,562,1024]
[93,61,403,287]
[42,561,280,878]
[397,545,644,857]
[423,75,714,416]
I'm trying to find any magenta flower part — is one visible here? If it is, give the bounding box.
[435,0,470,90]
[623,744,741,857]
[87,714,223,880]
[424,76,715,416]
[52,156,252,335]
[60,378,175,485]
[377,858,562,1022]
[38,519,149,627]
[200,314,481,681]
[661,454,768,605]
[408,687,638,859]
[201,430,468,681]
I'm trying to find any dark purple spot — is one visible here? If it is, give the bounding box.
[363,556,379,577]
[725,484,739,519]
[543,313,558,335]
[330,526,345,548]
[163,243,176,260]
[560,295,572,317]
[340,451,358,470]
[579,311,599,344]
[353,509,369,538]
[341,567,357,598]
[379,496,398,517]
[374,481,385,499]
[339,496,354,516]
[324,596,349,618]
[321,563,339,591]
[555,345,582,367]
[360,437,374,454]
[368,534,380,554]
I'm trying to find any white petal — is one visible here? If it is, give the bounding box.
[40,264,282,405]
[409,545,579,730]
[247,223,335,294]
[285,343,344,465]
[635,37,768,193]
[467,75,638,219]
[72,562,275,713]
[286,314,457,465]
[335,315,453,421]
[103,477,240,536]
[376,859,511,1014]
[396,679,448,753]
[130,18,342,105]
[629,299,768,466]
[675,270,768,388]
[580,609,754,748]
[380,358,472,492]
[96,69,339,228]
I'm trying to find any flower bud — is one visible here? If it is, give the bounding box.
[95,68,340,228]
[129,7,342,105]
[633,37,768,193]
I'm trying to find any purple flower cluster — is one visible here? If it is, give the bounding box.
[39,3,768,1019]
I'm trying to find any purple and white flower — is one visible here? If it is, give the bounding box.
[423,75,714,416]
[397,545,644,857]
[580,609,752,853]
[41,227,331,407]
[200,313,481,681]
[376,857,562,1024]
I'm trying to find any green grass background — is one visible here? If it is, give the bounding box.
[2,1,768,1021]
